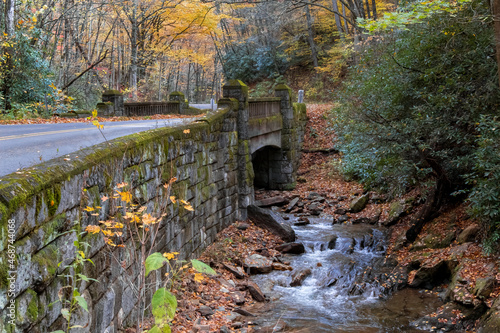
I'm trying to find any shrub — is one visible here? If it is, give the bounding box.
[332,0,499,198]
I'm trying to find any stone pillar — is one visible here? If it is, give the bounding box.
[223,80,254,220]
[102,90,124,116]
[274,84,297,190]
[169,91,188,114]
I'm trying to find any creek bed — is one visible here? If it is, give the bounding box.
[246,215,447,332]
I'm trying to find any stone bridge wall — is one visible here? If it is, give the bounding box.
[0,100,241,332]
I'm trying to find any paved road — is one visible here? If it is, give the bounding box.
[191,103,216,111]
[0,118,197,177]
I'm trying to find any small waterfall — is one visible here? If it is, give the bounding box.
[247,215,443,332]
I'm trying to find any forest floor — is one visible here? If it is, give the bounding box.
[128,104,499,333]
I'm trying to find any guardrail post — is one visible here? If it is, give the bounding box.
[223,80,254,220]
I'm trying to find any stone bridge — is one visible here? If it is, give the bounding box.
[0,80,306,332]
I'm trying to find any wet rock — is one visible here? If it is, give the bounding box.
[416,231,456,250]
[294,217,310,226]
[327,235,338,250]
[218,278,236,291]
[352,217,370,224]
[231,322,243,328]
[371,193,387,203]
[479,297,500,333]
[230,291,246,305]
[236,222,250,230]
[334,207,347,215]
[338,215,349,224]
[449,242,471,259]
[290,269,312,287]
[383,200,408,226]
[474,277,497,299]
[255,196,287,207]
[244,254,273,274]
[248,205,296,242]
[233,308,257,317]
[198,305,214,317]
[193,324,211,332]
[307,192,321,200]
[413,302,486,332]
[285,197,300,212]
[410,259,457,289]
[219,325,231,333]
[383,255,399,268]
[457,224,480,244]
[223,263,246,279]
[368,207,382,224]
[246,280,266,302]
[275,242,305,254]
[272,262,292,271]
[350,194,369,213]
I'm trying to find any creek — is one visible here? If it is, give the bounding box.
[247,215,448,332]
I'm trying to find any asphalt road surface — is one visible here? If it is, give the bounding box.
[0,118,197,177]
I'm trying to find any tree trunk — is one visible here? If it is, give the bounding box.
[130,0,139,100]
[371,0,377,20]
[405,158,450,243]
[492,0,500,87]
[342,4,350,34]
[305,4,319,68]
[331,0,345,35]
[405,177,447,243]
[365,0,371,18]
[2,0,15,111]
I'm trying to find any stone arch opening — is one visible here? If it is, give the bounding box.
[252,145,282,189]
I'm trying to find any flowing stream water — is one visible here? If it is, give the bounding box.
[246,215,447,332]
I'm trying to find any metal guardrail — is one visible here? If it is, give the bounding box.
[124,102,180,116]
[248,98,281,119]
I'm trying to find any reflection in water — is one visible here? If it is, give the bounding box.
[247,216,445,332]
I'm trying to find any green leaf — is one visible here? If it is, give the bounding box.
[145,252,168,277]
[149,326,162,333]
[77,274,90,282]
[148,325,171,333]
[74,296,88,312]
[152,287,177,325]
[61,308,70,322]
[191,259,217,276]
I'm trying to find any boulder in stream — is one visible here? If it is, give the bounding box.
[246,280,267,302]
[327,235,338,250]
[244,254,273,274]
[248,205,296,242]
[275,242,305,254]
[290,268,312,287]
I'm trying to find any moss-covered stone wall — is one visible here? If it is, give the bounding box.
[0,102,239,332]
[0,82,306,333]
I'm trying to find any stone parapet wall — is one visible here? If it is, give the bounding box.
[0,81,306,333]
[0,103,240,332]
